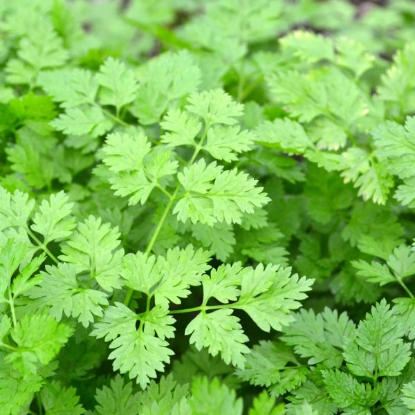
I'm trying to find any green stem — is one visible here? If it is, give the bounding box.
[8,288,17,328]
[26,228,59,264]
[36,392,43,415]
[168,303,232,315]
[397,278,414,299]
[123,125,210,307]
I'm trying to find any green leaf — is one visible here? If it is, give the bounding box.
[135,374,189,414]
[186,89,244,126]
[373,117,415,180]
[51,106,113,137]
[248,391,284,415]
[255,118,313,154]
[109,329,174,389]
[393,298,415,340]
[189,377,242,415]
[6,23,68,85]
[31,191,76,244]
[343,299,411,378]
[236,341,308,397]
[11,253,45,298]
[93,375,140,415]
[6,314,72,376]
[121,245,211,307]
[96,57,139,112]
[402,381,415,411]
[101,131,178,206]
[28,263,109,328]
[0,354,43,415]
[174,160,270,226]
[39,68,98,108]
[133,50,201,124]
[59,216,124,292]
[281,308,355,368]
[236,264,314,332]
[201,125,255,162]
[185,309,250,369]
[161,108,202,147]
[40,381,85,415]
[378,43,415,115]
[322,369,378,414]
[0,187,35,230]
[280,30,335,63]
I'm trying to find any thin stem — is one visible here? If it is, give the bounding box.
[36,392,43,415]
[397,278,414,299]
[8,288,17,328]
[168,303,232,315]
[26,228,59,264]
[123,124,210,307]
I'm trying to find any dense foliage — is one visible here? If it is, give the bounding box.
[1,0,415,413]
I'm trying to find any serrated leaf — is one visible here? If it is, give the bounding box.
[31,191,76,244]
[343,299,411,378]
[236,341,308,397]
[201,125,254,162]
[189,377,242,415]
[40,381,85,415]
[186,89,244,126]
[237,264,314,332]
[281,308,355,368]
[96,57,138,112]
[175,160,270,226]
[109,330,174,389]
[51,106,113,137]
[38,68,98,108]
[121,246,211,307]
[7,314,72,376]
[59,216,124,292]
[185,309,250,369]
[0,187,35,230]
[28,263,109,327]
[94,375,140,415]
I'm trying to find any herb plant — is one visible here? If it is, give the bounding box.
[1,0,415,413]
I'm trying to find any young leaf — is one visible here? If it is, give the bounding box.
[51,107,113,137]
[185,309,250,369]
[343,299,411,378]
[30,191,76,244]
[189,377,243,415]
[93,375,140,415]
[28,263,109,328]
[174,160,270,226]
[96,57,138,112]
[6,314,72,376]
[39,68,98,108]
[40,381,85,415]
[281,308,355,368]
[0,187,35,230]
[186,89,244,126]
[121,245,211,307]
[108,329,174,389]
[236,264,314,332]
[59,216,124,292]
[236,341,308,397]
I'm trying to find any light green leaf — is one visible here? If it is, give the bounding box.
[7,314,72,376]
[31,191,76,244]
[185,309,250,369]
[97,57,139,112]
[28,263,109,327]
[59,216,124,292]
[40,381,85,415]
[51,107,113,137]
[121,245,211,307]
[189,377,242,415]
[186,89,244,126]
[237,264,314,332]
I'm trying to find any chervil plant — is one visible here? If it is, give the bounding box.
[1,0,415,413]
